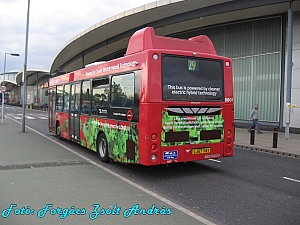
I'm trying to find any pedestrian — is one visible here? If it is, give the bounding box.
[247,104,262,134]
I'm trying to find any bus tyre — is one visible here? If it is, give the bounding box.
[97,133,110,163]
[56,123,62,140]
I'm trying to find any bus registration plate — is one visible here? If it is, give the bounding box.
[192,148,211,154]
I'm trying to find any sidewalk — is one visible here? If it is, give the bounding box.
[0,118,207,225]
[234,127,300,157]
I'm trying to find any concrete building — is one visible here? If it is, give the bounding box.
[2,70,50,107]
[8,0,300,131]
[0,71,19,103]
[15,70,50,107]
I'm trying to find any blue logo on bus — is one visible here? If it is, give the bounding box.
[163,150,178,160]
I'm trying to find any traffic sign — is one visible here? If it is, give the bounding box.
[0,86,6,92]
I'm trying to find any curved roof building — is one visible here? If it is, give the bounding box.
[49,0,300,130]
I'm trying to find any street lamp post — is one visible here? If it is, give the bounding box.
[1,53,20,124]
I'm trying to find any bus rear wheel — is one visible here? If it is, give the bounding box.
[97,133,110,163]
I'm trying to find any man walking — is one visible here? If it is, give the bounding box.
[247,104,262,134]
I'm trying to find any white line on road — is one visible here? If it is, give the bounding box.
[8,116,216,225]
[209,159,222,163]
[283,177,300,183]
[38,117,48,120]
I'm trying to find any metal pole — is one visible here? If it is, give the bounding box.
[1,53,19,124]
[1,54,7,124]
[285,1,293,139]
[22,0,30,132]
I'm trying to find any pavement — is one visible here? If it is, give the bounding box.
[0,116,299,225]
[234,127,300,158]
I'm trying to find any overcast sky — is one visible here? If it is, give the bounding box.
[0,0,155,74]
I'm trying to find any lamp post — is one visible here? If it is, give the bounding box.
[1,53,20,124]
[22,0,30,132]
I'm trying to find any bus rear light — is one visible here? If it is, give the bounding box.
[227,130,232,136]
[151,133,157,140]
[151,143,157,150]
[227,138,232,144]
[226,147,231,153]
[225,61,230,67]
[151,154,157,161]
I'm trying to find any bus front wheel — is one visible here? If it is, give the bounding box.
[56,122,62,140]
[97,133,110,163]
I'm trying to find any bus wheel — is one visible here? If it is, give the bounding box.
[56,123,62,140]
[97,133,109,163]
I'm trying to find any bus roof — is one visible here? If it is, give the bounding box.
[50,27,219,87]
[125,27,216,56]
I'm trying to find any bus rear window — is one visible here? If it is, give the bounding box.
[162,55,224,101]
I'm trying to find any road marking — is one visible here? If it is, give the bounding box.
[7,113,48,120]
[283,177,300,183]
[38,117,48,120]
[209,159,222,163]
[8,116,216,225]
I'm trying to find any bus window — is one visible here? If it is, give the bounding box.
[92,78,109,116]
[81,80,91,115]
[111,73,134,108]
[162,55,224,101]
[63,84,70,112]
[56,85,63,111]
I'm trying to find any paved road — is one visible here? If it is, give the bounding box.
[3,105,300,225]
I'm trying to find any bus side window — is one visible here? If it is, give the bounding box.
[111,73,134,108]
[92,78,109,116]
[56,85,63,111]
[81,80,91,115]
[63,84,70,112]
[123,98,133,107]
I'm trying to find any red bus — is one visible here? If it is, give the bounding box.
[48,27,234,166]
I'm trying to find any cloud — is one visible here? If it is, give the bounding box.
[0,0,154,73]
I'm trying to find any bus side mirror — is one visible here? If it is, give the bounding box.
[45,90,48,96]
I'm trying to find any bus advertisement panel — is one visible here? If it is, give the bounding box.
[48,27,234,166]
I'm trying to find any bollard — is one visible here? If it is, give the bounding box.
[272,128,278,148]
[250,125,255,145]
